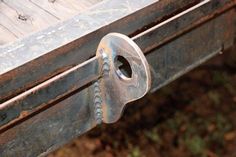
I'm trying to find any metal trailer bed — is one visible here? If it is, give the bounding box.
[0,0,235,156]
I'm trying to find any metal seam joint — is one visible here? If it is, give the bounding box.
[93,81,103,124]
[93,49,110,124]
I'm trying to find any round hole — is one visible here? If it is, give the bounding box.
[114,55,132,79]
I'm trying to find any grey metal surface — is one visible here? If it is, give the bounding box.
[0,0,199,103]
[0,87,96,157]
[95,33,151,123]
[0,0,156,103]
[148,9,236,92]
[0,57,100,127]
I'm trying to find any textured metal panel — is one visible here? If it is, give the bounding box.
[133,0,234,53]
[148,9,236,92]
[0,87,95,157]
[0,57,99,127]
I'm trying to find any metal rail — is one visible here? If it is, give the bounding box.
[0,0,235,156]
[0,0,234,129]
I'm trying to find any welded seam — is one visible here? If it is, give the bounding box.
[93,50,110,124]
[93,81,103,124]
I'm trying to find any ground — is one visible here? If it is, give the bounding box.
[48,46,236,157]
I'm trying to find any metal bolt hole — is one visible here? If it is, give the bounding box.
[114,55,132,79]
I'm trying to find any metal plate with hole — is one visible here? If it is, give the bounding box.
[96,33,151,123]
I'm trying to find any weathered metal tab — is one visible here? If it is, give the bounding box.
[95,33,151,123]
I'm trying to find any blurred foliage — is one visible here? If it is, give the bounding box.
[185,135,206,156]
[128,147,142,157]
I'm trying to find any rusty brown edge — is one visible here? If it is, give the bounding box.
[0,0,201,103]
